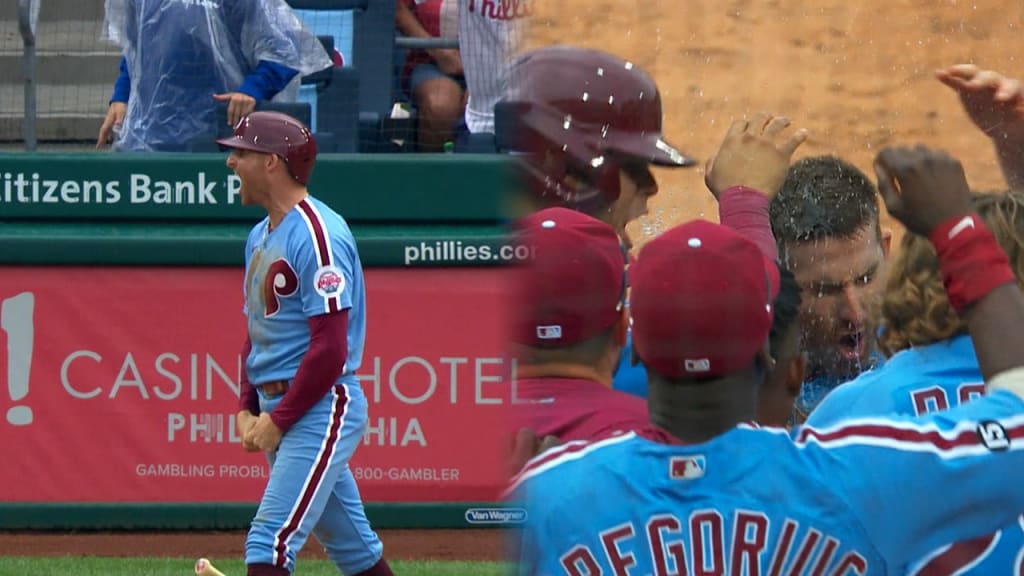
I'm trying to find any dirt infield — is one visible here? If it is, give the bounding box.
[0,529,503,562]
[529,0,1024,249]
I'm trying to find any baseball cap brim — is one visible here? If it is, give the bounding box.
[611,133,698,168]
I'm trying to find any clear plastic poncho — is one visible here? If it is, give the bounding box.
[101,0,333,152]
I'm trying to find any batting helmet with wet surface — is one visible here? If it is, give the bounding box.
[216,111,318,185]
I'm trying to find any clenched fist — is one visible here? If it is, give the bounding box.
[873,145,973,238]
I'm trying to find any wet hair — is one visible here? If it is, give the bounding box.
[879,190,1024,355]
[770,156,882,254]
[769,264,802,361]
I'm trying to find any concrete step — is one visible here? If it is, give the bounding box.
[0,83,108,141]
[0,53,121,85]
[0,0,105,24]
[1,20,116,55]
[0,20,119,88]
[40,0,105,22]
[0,115,102,142]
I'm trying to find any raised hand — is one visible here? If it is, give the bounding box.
[936,64,1024,142]
[872,145,973,237]
[704,112,809,199]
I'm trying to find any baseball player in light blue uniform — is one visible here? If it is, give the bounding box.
[510,389,1024,575]
[808,335,1024,575]
[219,111,392,576]
[508,145,1024,576]
[806,192,1024,576]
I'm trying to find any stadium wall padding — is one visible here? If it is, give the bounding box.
[0,153,520,530]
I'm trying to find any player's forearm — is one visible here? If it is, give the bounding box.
[963,283,1024,385]
[718,186,778,261]
[239,337,259,415]
[994,140,1024,192]
[929,215,1022,384]
[269,311,349,433]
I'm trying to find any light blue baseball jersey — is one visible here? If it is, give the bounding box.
[508,389,1024,575]
[807,334,1023,575]
[243,195,365,385]
[240,196,382,574]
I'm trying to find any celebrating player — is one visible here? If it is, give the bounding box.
[508,206,650,443]
[218,111,393,576]
[806,190,1024,573]
[769,155,893,424]
[506,144,1024,575]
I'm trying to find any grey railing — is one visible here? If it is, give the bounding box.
[395,37,459,50]
[18,0,39,151]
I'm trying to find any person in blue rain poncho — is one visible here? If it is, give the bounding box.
[96,0,332,152]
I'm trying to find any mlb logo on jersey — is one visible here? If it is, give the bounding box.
[670,455,706,480]
[684,358,711,373]
[536,325,562,340]
[314,265,345,297]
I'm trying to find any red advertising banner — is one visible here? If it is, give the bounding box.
[0,267,511,503]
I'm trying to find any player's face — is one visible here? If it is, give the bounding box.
[783,223,890,382]
[225,148,266,206]
[608,162,658,249]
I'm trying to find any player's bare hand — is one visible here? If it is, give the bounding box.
[236,410,260,452]
[96,101,127,149]
[213,92,257,128]
[873,145,973,237]
[936,64,1024,144]
[244,413,283,453]
[704,112,809,199]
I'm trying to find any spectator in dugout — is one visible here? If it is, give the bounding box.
[96,0,332,152]
[395,0,466,152]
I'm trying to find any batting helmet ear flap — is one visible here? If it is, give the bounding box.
[501,98,624,214]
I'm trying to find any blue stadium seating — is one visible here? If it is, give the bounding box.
[287,0,410,153]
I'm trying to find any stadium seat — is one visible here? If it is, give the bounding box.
[287,0,403,153]
[493,100,525,154]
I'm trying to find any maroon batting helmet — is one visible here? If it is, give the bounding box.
[216,111,318,185]
[500,45,697,213]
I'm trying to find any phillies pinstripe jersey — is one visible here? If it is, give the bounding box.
[243,195,365,384]
[506,390,1024,575]
[807,334,1024,575]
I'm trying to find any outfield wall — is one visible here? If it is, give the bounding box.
[0,153,525,530]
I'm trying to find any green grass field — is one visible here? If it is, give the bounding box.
[0,557,510,576]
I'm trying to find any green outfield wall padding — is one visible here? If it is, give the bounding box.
[0,223,515,267]
[0,153,519,223]
[0,502,525,531]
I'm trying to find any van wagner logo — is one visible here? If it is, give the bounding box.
[2,292,34,426]
[464,507,527,525]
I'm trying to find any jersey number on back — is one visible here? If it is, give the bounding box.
[910,383,985,416]
[264,259,299,317]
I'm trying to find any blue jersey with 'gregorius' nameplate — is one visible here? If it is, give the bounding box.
[243,195,365,385]
[506,390,1024,575]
